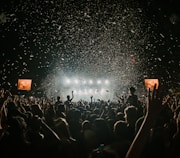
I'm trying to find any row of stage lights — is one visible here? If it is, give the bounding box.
[64,78,110,85]
[73,88,109,95]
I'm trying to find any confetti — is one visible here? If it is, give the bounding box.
[0,0,179,100]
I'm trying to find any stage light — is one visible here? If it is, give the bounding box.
[104,79,109,84]
[97,80,102,84]
[61,76,112,101]
[74,79,79,84]
[65,78,71,84]
[89,89,93,94]
[89,79,93,84]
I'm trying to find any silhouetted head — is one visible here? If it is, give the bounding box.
[57,96,61,100]
[67,95,70,100]
[129,87,136,94]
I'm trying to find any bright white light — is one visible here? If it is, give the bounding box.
[66,78,71,84]
[62,77,111,101]
[97,80,102,84]
[74,79,79,84]
[89,89,93,94]
[104,80,109,84]
[89,80,93,84]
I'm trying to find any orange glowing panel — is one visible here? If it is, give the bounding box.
[18,79,32,91]
[144,79,159,90]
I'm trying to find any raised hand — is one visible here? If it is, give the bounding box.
[125,84,168,158]
[146,84,169,119]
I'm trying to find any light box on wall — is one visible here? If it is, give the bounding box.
[17,79,32,91]
[144,79,159,90]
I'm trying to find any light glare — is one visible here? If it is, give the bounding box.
[105,80,109,84]
[97,80,102,84]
